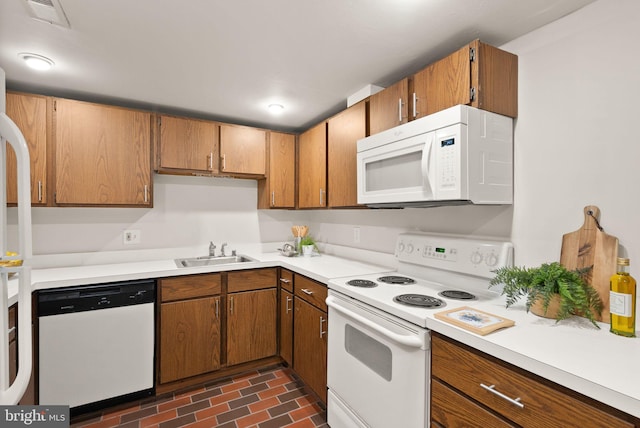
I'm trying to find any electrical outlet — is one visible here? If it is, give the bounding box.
[123,229,141,245]
[353,227,361,244]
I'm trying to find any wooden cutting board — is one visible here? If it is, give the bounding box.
[560,205,618,323]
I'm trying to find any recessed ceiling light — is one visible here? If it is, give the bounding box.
[268,103,284,114]
[18,53,54,71]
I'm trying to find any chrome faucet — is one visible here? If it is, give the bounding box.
[209,241,216,257]
[220,242,228,257]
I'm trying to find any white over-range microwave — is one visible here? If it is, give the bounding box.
[356,104,513,207]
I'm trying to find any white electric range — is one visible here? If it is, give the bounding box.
[325,233,513,428]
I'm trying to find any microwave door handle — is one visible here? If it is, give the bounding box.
[421,135,435,197]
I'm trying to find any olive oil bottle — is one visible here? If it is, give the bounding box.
[610,258,636,337]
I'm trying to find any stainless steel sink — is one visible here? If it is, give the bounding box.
[174,255,255,268]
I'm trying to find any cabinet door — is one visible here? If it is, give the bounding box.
[297,122,326,208]
[327,101,366,208]
[219,124,266,175]
[266,131,296,208]
[473,40,518,118]
[279,289,294,366]
[369,78,409,135]
[227,288,277,366]
[413,43,472,118]
[160,296,221,384]
[158,115,218,173]
[5,92,49,205]
[54,99,152,206]
[293,297,327,403]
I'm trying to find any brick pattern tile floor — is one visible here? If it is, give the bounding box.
[71,366,327,428]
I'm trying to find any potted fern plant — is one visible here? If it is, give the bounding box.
[489,262,603,328]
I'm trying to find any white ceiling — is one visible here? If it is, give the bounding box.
[0,0,595,132]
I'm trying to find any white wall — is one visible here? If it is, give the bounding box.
[10,0,639,273]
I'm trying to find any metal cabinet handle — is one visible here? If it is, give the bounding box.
[229,296,234,314]
[144,185,149,203]
[209,152,213,170]
[221,154,226,171]
[37,181,42,202]
[279,278,291,284]
[301,288,313,295]
[320,316,327,338]
[286,296,292,314]
[215,298,219,318]
[271,191,275,206]
[319,188,325,206]
[480,383,524,408]
[412,93,418,118]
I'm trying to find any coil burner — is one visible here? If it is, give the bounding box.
[346,279,378,288]
[378,276,416,285]
[438,290,477,300]
[393,294,445,308]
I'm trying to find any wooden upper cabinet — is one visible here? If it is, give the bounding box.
[412,39,518,119]
[258,131,295,209]
[219,124,266,176]
[54,98,152,206]
[5,92,49,205]
[157,115,218,174]
[327,101,367,208]
[368,78,409,135]
[297,122,327,209]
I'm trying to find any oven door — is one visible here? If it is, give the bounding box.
[326,291,430,428]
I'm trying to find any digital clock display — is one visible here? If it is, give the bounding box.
[435,247,446,253]
[441,138,455,147]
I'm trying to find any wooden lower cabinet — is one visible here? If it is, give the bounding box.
[227,288,277,366]
[279,289,294,366]
[293,279,328,403]
[160,296,221,384]
[431,333,638,428]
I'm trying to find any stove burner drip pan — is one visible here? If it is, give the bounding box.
[378,276,416,285]
[393,294,445,308]
[346,279,378,288]
[438,290,477,300]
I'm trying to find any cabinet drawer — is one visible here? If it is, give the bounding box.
[432,334,634,428]
[279,269,293,292]
[227,268,277,293]
[432,378,516,428]
[294,275,327,312]
[160,274,222,302]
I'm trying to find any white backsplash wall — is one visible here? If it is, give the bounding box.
[8,174,264,255]
[502,0,639,268]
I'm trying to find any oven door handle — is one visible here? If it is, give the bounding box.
[326,296,427,350]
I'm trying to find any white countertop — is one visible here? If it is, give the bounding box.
[5,246,639,419]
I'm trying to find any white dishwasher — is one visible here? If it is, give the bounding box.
[37,280,155,414]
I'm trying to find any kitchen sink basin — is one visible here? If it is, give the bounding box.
[174,255,255,268]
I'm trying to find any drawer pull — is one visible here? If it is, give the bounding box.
[301,288,313,295]
[279,278,291,284]
[480,383,524,409]
[286,296,292,314]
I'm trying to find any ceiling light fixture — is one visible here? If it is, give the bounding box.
[19,53,55,71]
[268,103,284,114]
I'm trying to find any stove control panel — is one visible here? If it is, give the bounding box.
[395,233,513,279]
